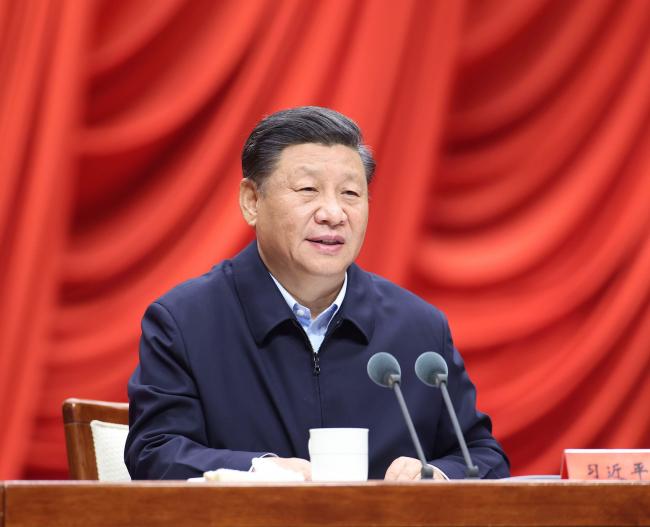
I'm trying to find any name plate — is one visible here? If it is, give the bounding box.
[561,449,650,480]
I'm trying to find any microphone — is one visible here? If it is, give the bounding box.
[367,352,433,479]
[415,351,479,478]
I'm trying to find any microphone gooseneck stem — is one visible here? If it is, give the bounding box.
[392,382,434,479]
[439,381,479,478]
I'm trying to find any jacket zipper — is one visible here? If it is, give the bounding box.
[293,317,342,428]
[292,320,318,375]
[315,318,342,375]
[292,319,342,376]
[312,351,320,375]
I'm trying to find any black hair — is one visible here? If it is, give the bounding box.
[241,106,376,186]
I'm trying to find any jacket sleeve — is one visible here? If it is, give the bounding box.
[428,314,510,479]
[124,301,269,479]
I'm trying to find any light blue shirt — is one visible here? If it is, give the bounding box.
[270,273,347,353]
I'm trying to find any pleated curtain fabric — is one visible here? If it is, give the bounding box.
[1,0,649,478]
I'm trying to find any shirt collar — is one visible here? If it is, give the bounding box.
[269,272,347,325]
[231,241,374,345]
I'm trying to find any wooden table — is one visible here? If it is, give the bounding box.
[2,480,650,527]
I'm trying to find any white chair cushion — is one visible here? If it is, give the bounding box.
[90,420,131,481]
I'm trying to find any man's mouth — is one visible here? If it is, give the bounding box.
[307,236,344,246]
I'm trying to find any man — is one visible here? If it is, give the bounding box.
[125,106,509,480]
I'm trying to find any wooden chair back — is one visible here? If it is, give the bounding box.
[62,398,129,479]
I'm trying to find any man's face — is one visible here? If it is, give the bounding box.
[242,143,369,284]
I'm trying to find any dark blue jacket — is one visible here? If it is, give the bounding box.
[125,242,509,479]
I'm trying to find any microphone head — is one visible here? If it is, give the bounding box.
[415,351,448,387]
[367,352,401,388]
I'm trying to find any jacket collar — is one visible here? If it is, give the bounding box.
[231,241,375,346]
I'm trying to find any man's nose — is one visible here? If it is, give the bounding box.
[314,195,346,225]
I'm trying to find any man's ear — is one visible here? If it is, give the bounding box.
[239,178,260,227]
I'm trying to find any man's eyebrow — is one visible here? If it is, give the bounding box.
[293,166,362,179]
[340,171,363,180]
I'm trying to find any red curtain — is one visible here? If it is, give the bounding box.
[1,0,649,479]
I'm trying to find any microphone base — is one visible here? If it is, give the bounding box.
[420,465,434,479]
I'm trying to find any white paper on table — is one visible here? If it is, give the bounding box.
[190,457,305,482]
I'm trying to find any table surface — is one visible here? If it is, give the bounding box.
[2,479,650,527]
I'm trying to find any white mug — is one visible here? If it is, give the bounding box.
[308,428,368,481]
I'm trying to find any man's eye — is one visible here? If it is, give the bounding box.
[343,190,360,197]
[299,187,317,192]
